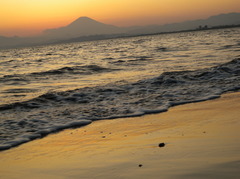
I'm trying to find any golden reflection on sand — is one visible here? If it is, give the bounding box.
[0,92,239,179]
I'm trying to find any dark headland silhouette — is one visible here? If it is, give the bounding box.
[0,12,240,49]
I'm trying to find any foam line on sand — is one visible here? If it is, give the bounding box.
[0,92,240,179]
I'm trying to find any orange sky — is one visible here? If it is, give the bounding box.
[0,0,239,37]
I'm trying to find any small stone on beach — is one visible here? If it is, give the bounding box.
[139,164,143,167]
[159,143,165,147]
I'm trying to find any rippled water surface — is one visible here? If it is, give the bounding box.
[1,28,240,105]
[0,28,240,150]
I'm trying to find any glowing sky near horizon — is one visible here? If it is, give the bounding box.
[0,0,239,37]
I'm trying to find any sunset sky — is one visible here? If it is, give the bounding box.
[0,0,239,37]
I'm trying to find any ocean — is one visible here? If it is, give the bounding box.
[0,28,240,150]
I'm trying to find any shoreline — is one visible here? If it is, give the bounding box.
[0,91,240,179]
[0,57,240,152]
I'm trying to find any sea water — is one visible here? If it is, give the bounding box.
[0,28,240,150]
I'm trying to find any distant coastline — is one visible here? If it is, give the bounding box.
[1,24,240,50]
[50,24,240,46]
[134,24,240,36]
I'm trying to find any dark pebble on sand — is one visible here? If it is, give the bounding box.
[139,164,143,167]
[159,143,165,147]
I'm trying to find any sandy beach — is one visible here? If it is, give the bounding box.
[0,92,240,179]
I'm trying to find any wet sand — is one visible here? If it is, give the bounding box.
[0,92,240,179]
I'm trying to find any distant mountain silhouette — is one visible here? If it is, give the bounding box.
[0,12,240,49]
[128,12,240,34]
[43,17,124,40]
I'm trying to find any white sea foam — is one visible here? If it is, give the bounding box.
[0,120,91,150]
